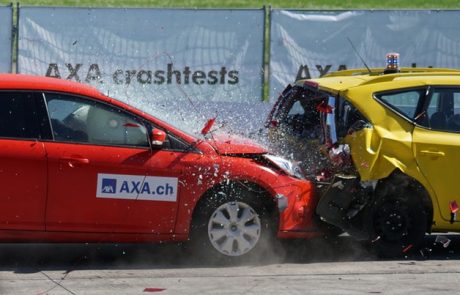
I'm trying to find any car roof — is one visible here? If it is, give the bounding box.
[0,73,106,99]
[295,68,460,94]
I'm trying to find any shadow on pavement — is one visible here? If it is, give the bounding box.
[0,234,458,273]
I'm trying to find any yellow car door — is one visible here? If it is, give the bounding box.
[412,87,460,228]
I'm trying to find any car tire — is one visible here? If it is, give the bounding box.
[368,176,427,258]
[188,186,276,263]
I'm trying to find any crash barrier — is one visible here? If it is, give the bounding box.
[269,10,460,101]
[17,7,267,133]
[0,5,12,73]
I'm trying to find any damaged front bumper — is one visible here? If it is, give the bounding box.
[315,174,376,240]
[274,178,322,239]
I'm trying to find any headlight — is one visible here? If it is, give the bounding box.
[263,154,305,179]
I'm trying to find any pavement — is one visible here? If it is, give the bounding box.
[0,235,459,294]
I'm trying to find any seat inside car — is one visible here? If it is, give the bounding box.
[430,111,447,130]
[447,114,460,132]
[86,106,148,146]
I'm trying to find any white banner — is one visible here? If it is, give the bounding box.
[270,10,460,101]
[18,7,266,135]
[0,6,12,73]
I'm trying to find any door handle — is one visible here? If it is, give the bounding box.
[60,156,90,167]
[420,150,445,157]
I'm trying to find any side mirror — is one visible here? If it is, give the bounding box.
[151,128,166,147]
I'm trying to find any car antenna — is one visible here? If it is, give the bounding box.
[347,37,371,74]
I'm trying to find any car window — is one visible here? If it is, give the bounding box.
[336,97,367,137]
[424,88,460,132]
[45,93,149,147]
[426,93,439,118]
[375,89,424,119]
[0,92,43,139]
[454,93,460,114]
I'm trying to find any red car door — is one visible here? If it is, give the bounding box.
[43,93,181,234]
[0,92,47,231]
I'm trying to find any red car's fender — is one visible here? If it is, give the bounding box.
[173,151,318,239]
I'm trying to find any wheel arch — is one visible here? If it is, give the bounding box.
[191,179,278,229]
[185,179,280,259]
[374,169,434,233]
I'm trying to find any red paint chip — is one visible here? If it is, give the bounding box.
[144,288,165,292]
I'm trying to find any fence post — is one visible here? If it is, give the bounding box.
[262,5,271,102]
[10,2,18,73]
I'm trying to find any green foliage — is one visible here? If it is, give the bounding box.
[2,0,460,8]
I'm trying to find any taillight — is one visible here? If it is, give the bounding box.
[303,80,319,89]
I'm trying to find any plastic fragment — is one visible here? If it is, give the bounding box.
[316,169,332,182]
[360,161,369,169]
[419,247,432,258]
[402,244,413,253]
[328,144,351,167]
[201,117,216,135]
[144,288,165,292]
[316,101,332,113]
[123,122,140,128]
[449,201,458,224]
[449,200,459,213]
[435,235,451,248]
[332,181,344,190]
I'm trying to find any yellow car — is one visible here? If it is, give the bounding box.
[266,64,460,256]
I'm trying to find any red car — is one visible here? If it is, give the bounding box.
[0,74,319,260]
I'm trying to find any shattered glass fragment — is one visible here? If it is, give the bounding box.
[371,236,381,243]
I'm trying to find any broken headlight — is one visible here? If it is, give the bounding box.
[263,154,305,179]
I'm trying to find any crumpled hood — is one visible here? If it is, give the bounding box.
[207,133,267,155]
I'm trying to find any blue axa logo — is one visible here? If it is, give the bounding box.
[97,173,178,202]
[101,178,117,194]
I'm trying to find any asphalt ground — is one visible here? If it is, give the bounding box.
[0,234,459,294]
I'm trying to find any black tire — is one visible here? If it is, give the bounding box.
[367,176,427,258]
[188,185,276,263]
